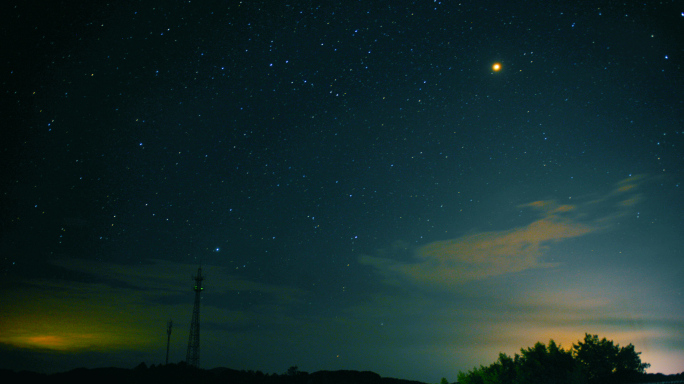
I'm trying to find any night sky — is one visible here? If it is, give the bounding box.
[1,0,683,381]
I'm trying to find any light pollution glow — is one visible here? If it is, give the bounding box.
[1,177,681,377]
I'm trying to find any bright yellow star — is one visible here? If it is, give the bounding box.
[492,62,502,72]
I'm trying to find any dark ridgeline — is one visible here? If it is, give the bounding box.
[0,363,682,384]
[0,363,432,384]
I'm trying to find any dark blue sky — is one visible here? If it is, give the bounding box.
[1,1,683,381]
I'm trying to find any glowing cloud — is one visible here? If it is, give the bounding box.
[360,176,645,289]
[361,215,592,287]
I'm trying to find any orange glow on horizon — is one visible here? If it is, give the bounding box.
[25,335,71,350]
[0,279,164,353]
[1,330,127,352]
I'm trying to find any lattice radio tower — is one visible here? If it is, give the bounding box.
[165,319,172,365]
[186,266,204,368]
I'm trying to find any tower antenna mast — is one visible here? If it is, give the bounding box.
[165,319,172,365]
[186,266,204,368]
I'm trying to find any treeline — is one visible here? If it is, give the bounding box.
[457,333,655,384]
[0,364,429,384]
[1,334,680,384]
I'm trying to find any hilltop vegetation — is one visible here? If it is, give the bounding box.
[457,334,651,384]
[1,334,681,384]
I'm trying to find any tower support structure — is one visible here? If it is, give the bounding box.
[186,267,204,368]
[165,319,172,365]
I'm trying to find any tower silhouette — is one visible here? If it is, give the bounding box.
[165,319,172,365]
[186,266,204,368]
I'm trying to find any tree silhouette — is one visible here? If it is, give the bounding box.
[456,352,520,384]
[515,340,585,384]
[287,366,300,376]
[457,335,649,384]
[572,333,650,384]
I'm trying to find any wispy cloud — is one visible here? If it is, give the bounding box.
[48,258,306,305]
[0,259,308,353]
[360,176,645,288]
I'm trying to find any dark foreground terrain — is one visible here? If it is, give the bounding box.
[0,363,429,384]
[1,363,682,384]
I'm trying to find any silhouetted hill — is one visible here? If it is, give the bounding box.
[0,369,46,382]
[2,363,681,384]
[0,363,432,384]
[628,371,684,383]
[308,369,426,384]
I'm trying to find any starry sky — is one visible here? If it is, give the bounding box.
[1,0,683,381]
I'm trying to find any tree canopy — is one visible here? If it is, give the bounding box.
[572,333,650,384]
[457,334,649,384]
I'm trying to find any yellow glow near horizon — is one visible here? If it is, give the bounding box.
[0,311,154,352]
[0,280,164,353]
[7,334,101,351]
[27,335,71,350]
